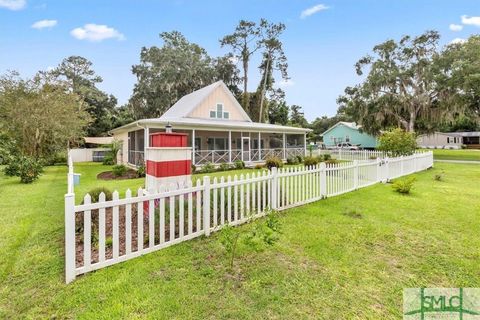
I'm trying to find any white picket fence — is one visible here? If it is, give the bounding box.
[64,152,433,283]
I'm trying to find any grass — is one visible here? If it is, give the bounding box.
[1,162,479,319]
[425,148,480,161]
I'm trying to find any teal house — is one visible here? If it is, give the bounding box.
[321,122,377,149]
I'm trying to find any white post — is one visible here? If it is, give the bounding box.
[192,129,196,166]
[376,157,381,182]
[258,132,262,161]
[144,126,149,160]
[271,167,278,210]
[203,176,211,236]
[64,192,76,283]
[228,130,232,163]
[283,133,286,160]
[385,157,390,181]
[400,155,404,175]
[319,162,327,198]
[304,133,307,157]
[67,156,74,194]
[353,160,359,189]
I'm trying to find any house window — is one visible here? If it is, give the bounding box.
[194,137,201,151]
[210,103,228,119]
[345,135,350,143]
[208,137,227,151]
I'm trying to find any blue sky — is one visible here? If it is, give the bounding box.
[1,0,479,121]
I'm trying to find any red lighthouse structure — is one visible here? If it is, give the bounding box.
[145,130,192,192]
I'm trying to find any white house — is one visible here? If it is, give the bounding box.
[417,131,480,149]
[111,81,311,167]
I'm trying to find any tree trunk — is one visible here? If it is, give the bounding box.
[242,56,249,112]
[408,111,416,132]
[258,55,271,123]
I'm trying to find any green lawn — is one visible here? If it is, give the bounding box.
[1,162,479,319]
[426,148,480,161]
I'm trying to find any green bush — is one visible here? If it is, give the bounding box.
[112,164,128,177]
[303,156,320,167]
[234,160,245,170]
[201,162,216,173]
[265,156,283,170]
[296,155,304,163]
[254,164,264,170]
[136,164,146,178]
[322,154,331,161]
[392,177,416,194]
[325,159,340,165]
[219,162,231,171]
[378,128,417,157]
[102,155,114,165]
[286,157,299,165]
[17,156,43,183]
[83,187,113,203]
[4,161,20,177]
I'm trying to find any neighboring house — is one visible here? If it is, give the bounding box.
[68,137,113,162]
[417,131,480,149]
[321,122,377,149]
[110,81,311,167]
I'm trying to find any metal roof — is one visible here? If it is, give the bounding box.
[111,117,311,134]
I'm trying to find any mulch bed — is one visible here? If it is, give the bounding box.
[97,169,139,180]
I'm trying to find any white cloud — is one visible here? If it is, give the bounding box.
[278,79,295,87]
[450,38,467,45]
[70,24,125,42]
[449,23,463,32]
[0,0,26,10]
[461,15,480,27]
[300,4,329,19]
[31,19,57,29]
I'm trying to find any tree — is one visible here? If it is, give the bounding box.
[338,31,457,134]
[256,20,288,123]
[0,71,91,159]
[434,35,480,131]
[268,100,289,125]
[131,31,240,119]
[51,56,117,136]
[221,20,262,112]
[289,105,308,128]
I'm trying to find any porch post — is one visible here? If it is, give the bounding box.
[192,129,196,165]
[228,130,232,163]
[283,133,286,160]
[304,133,307,156]
[144,126,149,165]
[258,132,262,161]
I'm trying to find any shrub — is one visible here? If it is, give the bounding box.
[17,156,43,183]
[4,161,20,177]
[112,164,128,177]
[201,162,215,173]
[392,177,416,194]
[191,164,197,173]
[325,159,340,164]
[303,156,319,167]
[219,162,231,171]
[296,155,304,163]
[102,155,114,165]
[286,157,299,165]
[265,156,283,170]
[322,154,331,161]
[254,164,264,170]
[234,160,245,170]
[136,164,146,178]
[83,187,113,203]
[378,128,417,157]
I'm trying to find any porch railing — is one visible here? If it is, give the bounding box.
[194,147,305,165]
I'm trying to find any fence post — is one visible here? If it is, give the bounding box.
[64,192,76,283]
[203,176,211,236]
[385,157,390,182]
[376,157,381,182]
[353,160,359,189]
[271,167,278,210]
[319,162,327,198]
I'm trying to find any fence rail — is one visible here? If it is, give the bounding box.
[65,151,433,283]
